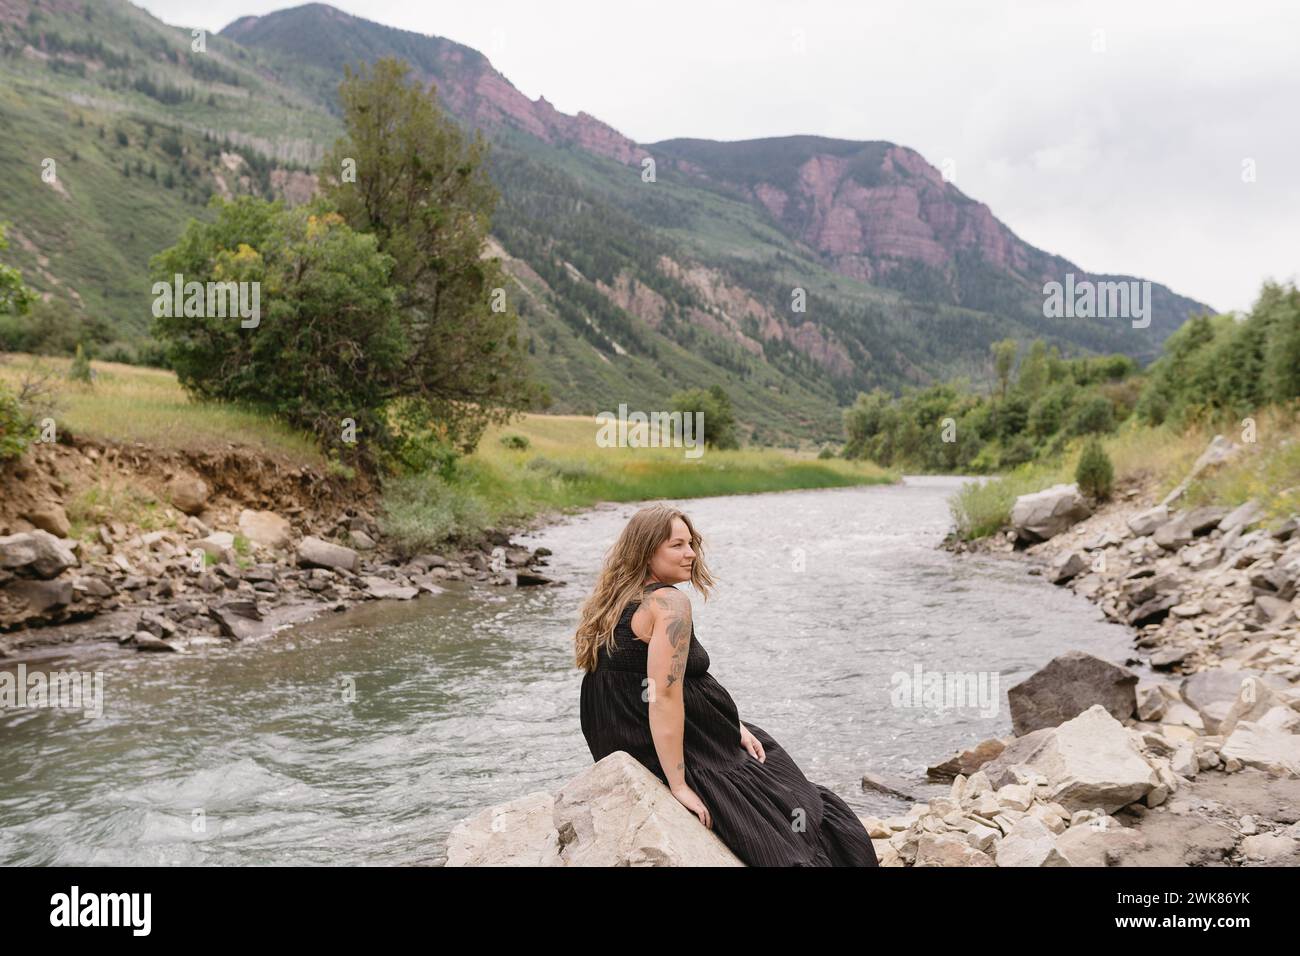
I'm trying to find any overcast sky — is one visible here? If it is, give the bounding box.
[138,0,1300,313]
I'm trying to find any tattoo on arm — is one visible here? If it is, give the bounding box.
[654,594,691,688]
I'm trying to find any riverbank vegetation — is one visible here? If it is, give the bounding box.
[938,280,1300,540]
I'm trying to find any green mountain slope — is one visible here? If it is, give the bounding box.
[0,0,1216,447]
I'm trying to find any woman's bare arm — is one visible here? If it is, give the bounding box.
[645,587,693,790]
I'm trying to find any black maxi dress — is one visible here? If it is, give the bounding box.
[579,582,880,867]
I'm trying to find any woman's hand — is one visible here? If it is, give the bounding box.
[739,722,765,763]
[671,783,712,829]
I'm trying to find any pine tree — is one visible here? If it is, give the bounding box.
[1075,437,1114,501]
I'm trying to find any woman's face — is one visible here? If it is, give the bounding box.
[645,516,697,585]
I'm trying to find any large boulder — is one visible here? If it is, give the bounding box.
[208,600,268,641]
[1220,723,1300,776]
[1007,651,1138,736]
[238,510,292,551]
[24,504,70,538]
[297,536,359,572]
[0,530,78,579]
[1126,505,1169,537]
[446,752,743,866]
[1010,484,1093,543]
[167,475,209,516]
[979,705,1158,813]
[1179,668,1291,735]
[2,578,73,614]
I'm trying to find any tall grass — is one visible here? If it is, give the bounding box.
[0,352,322,463]
[947,406,1300,541]
[379,413,897,554]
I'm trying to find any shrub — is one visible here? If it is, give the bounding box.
[379,472,491,555]
[67,343,93,383]
[1075,437,1114,500]
[0,380,36,461]
[499,433,530,451]
[1067,394,1116,436]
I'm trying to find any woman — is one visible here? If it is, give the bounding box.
[575,503,880,867]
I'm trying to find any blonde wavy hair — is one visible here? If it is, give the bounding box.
[573,504,716,672]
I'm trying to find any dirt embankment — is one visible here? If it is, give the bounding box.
[0,435,555,660]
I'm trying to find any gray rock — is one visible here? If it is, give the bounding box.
[515,571,554,587]
[1220,722,1300,776]
[1129,593,1180,626]
[208,600,266,641]
[0,530,78,579]
[130,631,179,652]
[980,705,1158,812]
[1056,817,1147,866]
[915,833,996,867]
[1007,651,1138,735]
[362,576,418,600]
[927,737,1008,780]
[1149,647,1190,670]
[861,771,920,801]
[1255,594,1297,626]
[1153,519,1193,551]
[1220,499,1264,534]
[445,752,743,866]
[994,815,1070,867]
[1048,551,1088,584]
[1010,484,1093,543]
[1179,668,1291,735]
[3,578,74,614]
[297,536,360,572]
[138,610,177,639]
[1183,505,1231,535]
[238,510,292,551]
[1127,505,1169,537]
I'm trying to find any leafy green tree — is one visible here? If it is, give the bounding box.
[1067,394,1116,435]
[1016,339,1048,399]
[991,338,1018,400]
[152,197,406,453]
[670,384,739,449]
[319,56,539,454]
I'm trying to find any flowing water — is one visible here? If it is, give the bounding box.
[0,476,1138,864]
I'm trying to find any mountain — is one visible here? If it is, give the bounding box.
[0,0,1214,446]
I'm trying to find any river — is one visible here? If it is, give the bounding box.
[0,476,1137,864]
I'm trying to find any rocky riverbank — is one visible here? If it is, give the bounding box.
[439,436,1300,867]
[0,436,563,662]
[882,434,1300,867]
